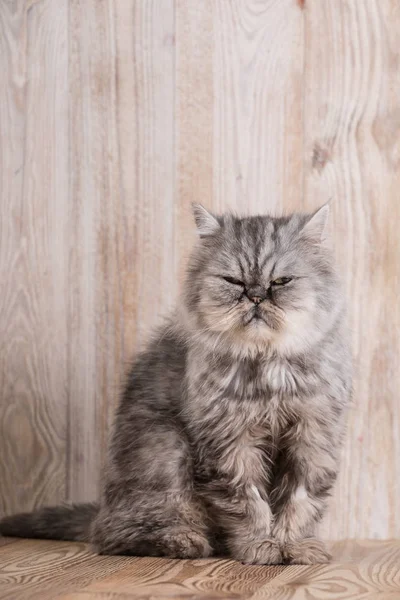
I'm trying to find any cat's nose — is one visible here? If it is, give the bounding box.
[246,286,267,304]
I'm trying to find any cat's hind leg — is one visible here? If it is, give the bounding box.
[90,491,212,558]
[90,417,212,558]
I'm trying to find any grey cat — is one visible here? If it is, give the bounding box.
[0,205,352,565]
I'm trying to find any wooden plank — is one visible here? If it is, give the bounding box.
[212,0,304,215]
[250,540,400,599]
[175,1,214,279]
[80,557,283,598]
[0,0,68,514]
[59,593,241,600]
[111,0,176,351]
[67,0,175,500]
[303,0,400,539]
[1,540,399,600]
[68,0,121,502]
[0,539,130,600]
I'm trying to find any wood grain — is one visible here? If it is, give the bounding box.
[0,0,68,514]
[67,0,176,501]
[0,540,400,600]
[68,0,121,502]
[212,0,304,215]
[303,0,400,540]
[80,557,282,598]
[112,0,176,350]
[0,0,399,540]
[0,540,130,600]
[175,1,213,280]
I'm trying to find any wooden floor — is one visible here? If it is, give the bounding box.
[0,539,399,600]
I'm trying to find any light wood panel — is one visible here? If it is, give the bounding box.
[0,540,400,600]
[175,1,213,278]
[68,0,176,500]
[0,0,399,539]
[303,0,400,539]
[0,0,69,513]
[68,0,120,502]
[212,0,304,215]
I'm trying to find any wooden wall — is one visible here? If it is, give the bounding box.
[0,0,399,540]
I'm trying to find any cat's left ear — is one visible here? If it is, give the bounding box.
[301,202,330,243]
[192,203,221,237]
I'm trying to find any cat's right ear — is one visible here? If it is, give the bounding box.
[192,203,221,237]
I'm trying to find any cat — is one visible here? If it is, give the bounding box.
[0,204,352,565]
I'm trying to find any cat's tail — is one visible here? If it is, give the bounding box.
[0,502,99,542]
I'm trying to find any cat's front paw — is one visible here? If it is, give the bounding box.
[282,537,331,564]
[236,538,282,565]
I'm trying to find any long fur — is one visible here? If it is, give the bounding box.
[0,206,352,564]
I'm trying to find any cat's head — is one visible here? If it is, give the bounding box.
[183,204,342,356]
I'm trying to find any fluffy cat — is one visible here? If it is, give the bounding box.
[0,204,352,565]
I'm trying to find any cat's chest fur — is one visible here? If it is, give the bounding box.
[187,352,321,484]
[217,354,317,400]
[187,351,321,440]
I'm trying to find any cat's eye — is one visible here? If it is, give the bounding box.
[271,277,292,286]
[222,276,244,286]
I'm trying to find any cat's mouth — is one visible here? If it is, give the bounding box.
[250,313,263,322]
[243,305,283,331]
[245,307,266,325]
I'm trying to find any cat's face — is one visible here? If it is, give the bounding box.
[184,205,340,355]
